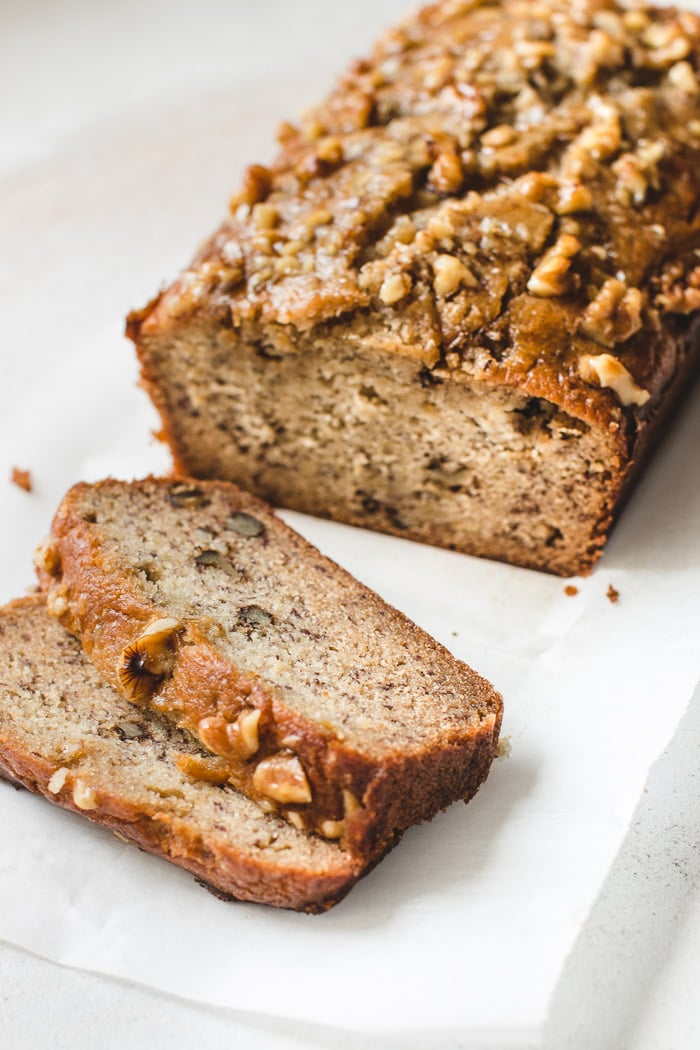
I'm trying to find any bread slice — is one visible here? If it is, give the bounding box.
[0,596,368,912]
[128,0,700,577]
[37,477,502,861]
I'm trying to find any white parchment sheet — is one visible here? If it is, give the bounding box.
[1,1,699,1044]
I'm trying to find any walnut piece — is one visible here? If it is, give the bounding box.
[252,752,312,805]
[433,254,478,297]
[578,353,651,407]
[199,706,261,760]
[342,788,362,817]
[379,272,412,305]
[527,234,581,297]
[48,767,69,794]
[46,581,69,619]
[119,617,183,702]
[580,279,644,347]
[33,536,61,577]
[174,753,230,785]
[319,819,345,839]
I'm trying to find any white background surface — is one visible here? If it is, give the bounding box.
[2,2,700,1047]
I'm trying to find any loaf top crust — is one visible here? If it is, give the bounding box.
[134,0,700,437]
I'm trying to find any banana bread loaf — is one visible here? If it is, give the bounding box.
[129,0,700,576]
[37,477,503,861]
[0,597,368,912]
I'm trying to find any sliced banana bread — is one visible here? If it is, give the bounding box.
[0,596,367,912]
[37,477,502,860]
[129,0,700,576]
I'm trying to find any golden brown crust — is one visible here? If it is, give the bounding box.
[130,0,700,424]
[0,597,363,912]
[39,479,502,861]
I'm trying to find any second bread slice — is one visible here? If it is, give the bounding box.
[38,477,502,859]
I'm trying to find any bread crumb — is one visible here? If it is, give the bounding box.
[496,735,512,759]
[606,584,620,604]
[564,584,579,596]
[11,467,32,493]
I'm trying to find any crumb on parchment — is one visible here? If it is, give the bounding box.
[607,584,620,604]
[10,468,32,493]
[564,584,578,596]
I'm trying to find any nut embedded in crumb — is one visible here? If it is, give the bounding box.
[11,467,32,493]
[606,584,620,604]
[342,788,362,817]
[119,617,183,701]
[252,752,312,804]
[319,819,345,839]
[174,753,230,785]
[72,779,99,811]
[48,767,69,794]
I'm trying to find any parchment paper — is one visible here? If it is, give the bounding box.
[1,1,699,1043]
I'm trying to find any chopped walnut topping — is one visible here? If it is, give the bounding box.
[315,136,344,165]
[668,60,699,95]
[613,140,665,206]
[527,235,581,297]
[229,164,272,210]
[302,208,333,230]
[433,254,478,296]
[481,124,516,149]
[379,272,412,305]
[252,203,279,231]
[562,97,621,178]
[555,182,593,215]
[578,353,651,407]
[163,0,700,418]
[641,19,691,67]
[429,149,463,194]
[580,279,644,347]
